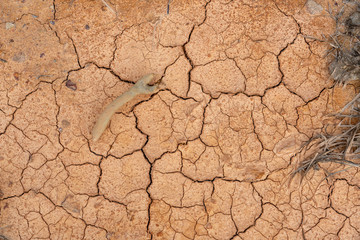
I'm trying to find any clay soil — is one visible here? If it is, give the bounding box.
[0,0,359,239]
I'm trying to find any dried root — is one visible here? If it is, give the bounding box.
[91,74,159,142]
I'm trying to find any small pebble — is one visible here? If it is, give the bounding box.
[61,120,70,127]
[5,22,15,30]
[85,24,90,30]
[13,72,20,80]
[12,52,26,62]
[66,80,77,91]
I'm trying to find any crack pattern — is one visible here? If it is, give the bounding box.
[0,0,359,239]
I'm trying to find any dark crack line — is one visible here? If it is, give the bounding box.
[67,34,82,68]
[52,0,57,20]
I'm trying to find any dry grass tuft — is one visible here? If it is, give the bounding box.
[293,93,360,181]
[327,1,360,84]
[293,1,360,181]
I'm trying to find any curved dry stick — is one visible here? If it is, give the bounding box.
[91,74,158,141]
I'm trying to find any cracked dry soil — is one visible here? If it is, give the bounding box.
[0,0,359,239]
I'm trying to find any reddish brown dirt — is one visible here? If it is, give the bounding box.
[0,0,359,239]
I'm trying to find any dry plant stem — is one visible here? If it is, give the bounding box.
[91,74,158,141]
[100,0,117,15]
[340,92,360,113]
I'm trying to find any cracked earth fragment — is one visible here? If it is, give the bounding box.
[53,0,122,67]
[1,0,359,239]
[83,195,149,239]
[0,15,77,108]
[279,36,334,102]
[111,22,183,81]
[0,0,54,24]
[296,85,356,136]
[191,59,246,97]
[0,191,85,239]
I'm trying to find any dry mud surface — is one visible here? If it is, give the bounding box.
[1,0,360,239]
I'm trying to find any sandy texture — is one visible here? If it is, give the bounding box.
[0,0,359,239]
